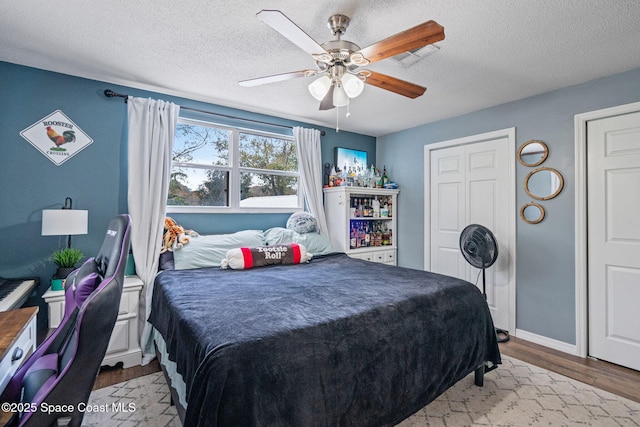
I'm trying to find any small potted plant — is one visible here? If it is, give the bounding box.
[52,247,84,279]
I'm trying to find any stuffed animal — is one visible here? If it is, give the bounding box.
[286,212,318,234]
[161,217,199,253]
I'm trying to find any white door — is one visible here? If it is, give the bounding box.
[429,137,511,330]
[587,111,640,371]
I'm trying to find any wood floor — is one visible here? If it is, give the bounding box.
[93,336,640,404]
[499,335,640,404]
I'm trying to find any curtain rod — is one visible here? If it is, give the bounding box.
[104,89,325,136]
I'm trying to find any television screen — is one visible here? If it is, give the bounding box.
[335,147,367,174]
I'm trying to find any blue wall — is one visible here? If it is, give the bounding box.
[0,61,375,328]
[377,67,640,345]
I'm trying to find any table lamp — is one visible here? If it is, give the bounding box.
[42,197,88,248]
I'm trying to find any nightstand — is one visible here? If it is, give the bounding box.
[42,275,143,368]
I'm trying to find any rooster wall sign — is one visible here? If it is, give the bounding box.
[21,110,93,166]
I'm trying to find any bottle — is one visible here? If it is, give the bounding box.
[382,166,388,187]
[372,196,380,218]
[350,225,357,249]
[381,197,389,218]
[375,224,383,246]
[365,222,371,247]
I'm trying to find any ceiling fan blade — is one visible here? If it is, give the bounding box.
[364,71,426,99]
[319,84,335,110]
[257,10,329,57]
[239,69,317,87]
[355,20,444,64]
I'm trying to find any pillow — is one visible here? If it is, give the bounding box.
[173,230,266,270]
[220,244,312,270]
[264,227,337,256]
[64,257,97,285]
[73,272,101,306]
[158,251,175,271]
[286,212,318,234]
[65,257,103,306]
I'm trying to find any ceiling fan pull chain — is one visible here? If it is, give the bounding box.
[336,106,340,132]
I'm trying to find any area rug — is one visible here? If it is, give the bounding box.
[83,356,640,426]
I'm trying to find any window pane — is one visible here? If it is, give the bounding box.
[174,123,230,166]
[239,133,297,171]
[240,172,299,208]
[168,166,229,206]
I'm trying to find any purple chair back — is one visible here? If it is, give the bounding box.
[1,214,131,427]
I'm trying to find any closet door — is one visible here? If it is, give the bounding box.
[429,137,510,330]
[587,111,640,371]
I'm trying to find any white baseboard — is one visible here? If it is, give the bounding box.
[514,329,579,356]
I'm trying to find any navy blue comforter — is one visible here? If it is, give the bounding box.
[149,253,500,426]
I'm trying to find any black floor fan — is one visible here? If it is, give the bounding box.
[459,224,510,343]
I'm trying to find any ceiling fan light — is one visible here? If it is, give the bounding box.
[308,76,331,101]
[333,84,350,107]
[341,73,364,98]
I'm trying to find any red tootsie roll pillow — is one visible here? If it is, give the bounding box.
[220,243,312,270]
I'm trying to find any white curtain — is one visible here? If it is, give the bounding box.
[294,127,329,236]
[127,96,179,364]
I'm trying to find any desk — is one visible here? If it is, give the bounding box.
[0,306,38,423]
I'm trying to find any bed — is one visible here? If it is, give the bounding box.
[148,229,501,426]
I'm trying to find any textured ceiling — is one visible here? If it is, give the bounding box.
[2,1,640,136]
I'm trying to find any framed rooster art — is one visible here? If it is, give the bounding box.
[21,110,93,165]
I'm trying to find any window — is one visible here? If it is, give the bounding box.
[167,118,301,212]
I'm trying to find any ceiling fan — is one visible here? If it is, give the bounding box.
[239,10,445,111]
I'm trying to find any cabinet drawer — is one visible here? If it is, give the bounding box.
[383,250,396,265]
[118,291,131,315]
[107,318,130,354]
[0,316,36,393]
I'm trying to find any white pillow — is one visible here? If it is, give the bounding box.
[173,230,266,270]
[263,227,337,256]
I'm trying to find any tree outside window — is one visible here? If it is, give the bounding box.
[167,119,301,211]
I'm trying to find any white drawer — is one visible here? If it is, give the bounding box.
[107,318,130,354]
[374,252,386,263]
[0,315,36,393]
[118,291,131,315]
[383,250,396,265]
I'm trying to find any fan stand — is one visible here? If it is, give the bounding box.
[481,267,510,343]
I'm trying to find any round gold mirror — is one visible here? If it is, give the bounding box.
[520,202,545,224]
[524,167,564,200]
[518,140,548,167]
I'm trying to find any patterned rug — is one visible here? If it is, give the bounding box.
[83,356,640,426]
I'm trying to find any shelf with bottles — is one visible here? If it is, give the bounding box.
[349,194,393,219]
[349,220,393,250]
[323,186,399,265]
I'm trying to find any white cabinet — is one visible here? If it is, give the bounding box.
[0,307,37,396]
[324,187,399,265]
[42,275,143,368]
